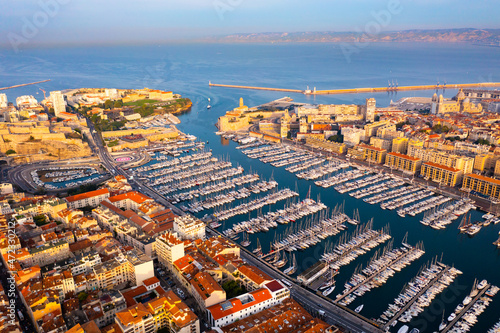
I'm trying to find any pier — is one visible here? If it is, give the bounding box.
[209,81,500,95]
[335,243,423,304]
[442,283,491,333]
[382,263,451,329]
[0,79,51,91]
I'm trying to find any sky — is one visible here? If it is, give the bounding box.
[0,0,499,47]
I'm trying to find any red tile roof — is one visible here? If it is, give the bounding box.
[423,161,461,173]
[387,152,421,161]
[66,189,109,203]
[207,288,273,321]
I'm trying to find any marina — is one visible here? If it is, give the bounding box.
[379,261,461,329]
[441,281,498,332]
[335,238,425,306]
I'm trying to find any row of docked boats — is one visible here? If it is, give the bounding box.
[157,166,244,196]
[458,212,500,236]
[214,188,298,221]
[136,150,212,173]
[296,161,349,180]
[488,318,500,333]
[272,211,349,252]
[335,173,391,194]
[350,178,405,199]
[166,173,260,203]
[183,180,279,212]
[315,169,365,188]
[442,280,498,333]
[336,240,425,306]
[420,198,475,229]
[223,197,325,236]
[364,186,418,205]
[150,160,232,186]
[321,221,392,270]
[378,261,462,326]
[381,189,433,210]
[397,195,451,218]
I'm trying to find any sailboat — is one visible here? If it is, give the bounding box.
[439,310,446,331]
[494,234,500,247]
[458,214,471,233]
[322,285,335,296]
[241,232,251,247]
[252,238,262,254]
[355,304,364,313]
[207,97,211,109]
[284,254,297,275]
[274,251,288,268]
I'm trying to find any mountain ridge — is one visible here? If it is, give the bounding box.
[204,28,500,46]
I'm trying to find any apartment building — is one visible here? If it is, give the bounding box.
[173,215,205,240]
[207,280,290,327]
[385,152,422,175]
[462,174,500,200]
[421,162,463,187]
[409,148,474,174]
[65,188,110,209]
[156,232,185,271]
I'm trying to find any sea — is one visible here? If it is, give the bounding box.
[1,42,500,332]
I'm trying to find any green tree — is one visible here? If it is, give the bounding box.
[328,134,344,143]
[5,149,16,155]
[114,100,123,108]
[28,135,35,141]
[78,292,88,302]
[104,100,114,110]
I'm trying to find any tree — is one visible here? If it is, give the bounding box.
[5,149,16,155]
[78,292,88,302]
[104,100,114,110]
[114,100,123,108]
[28,135,35,141]
[374,115,380,121]
[328,134,344,143]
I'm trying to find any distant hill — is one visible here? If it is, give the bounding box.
[206,28,500,46]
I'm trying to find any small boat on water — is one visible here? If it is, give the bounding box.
[439,311,446,331]
[355,304,364,313]
[398,325,409,333]
[409,329,420,333]
[207,98,211,109]
[322,286,335,297]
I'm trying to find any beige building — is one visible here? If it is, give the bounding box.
[462,174,500,200]
[305,137,346,154]
[370,137,392,151]
[190,271,226,311]
[392,137,409,154]
[421,162,463,187]
[173,215,205,240]
[385,152,422,175]
[348,143,387,164]
[409,148,474,174]
[156,232,185,271]
[29,240,71,267]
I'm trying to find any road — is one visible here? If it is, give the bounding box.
[86,118,185,216]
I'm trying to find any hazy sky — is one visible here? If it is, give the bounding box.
[1,0,499,47]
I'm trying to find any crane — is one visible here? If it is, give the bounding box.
[39,88,47,99]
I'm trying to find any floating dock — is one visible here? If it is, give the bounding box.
[209,81,500,95]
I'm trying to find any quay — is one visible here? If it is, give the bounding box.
[0,79,51,91]
[209,81,500,95]
[442,283,491,332]
[382,263,451,330]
